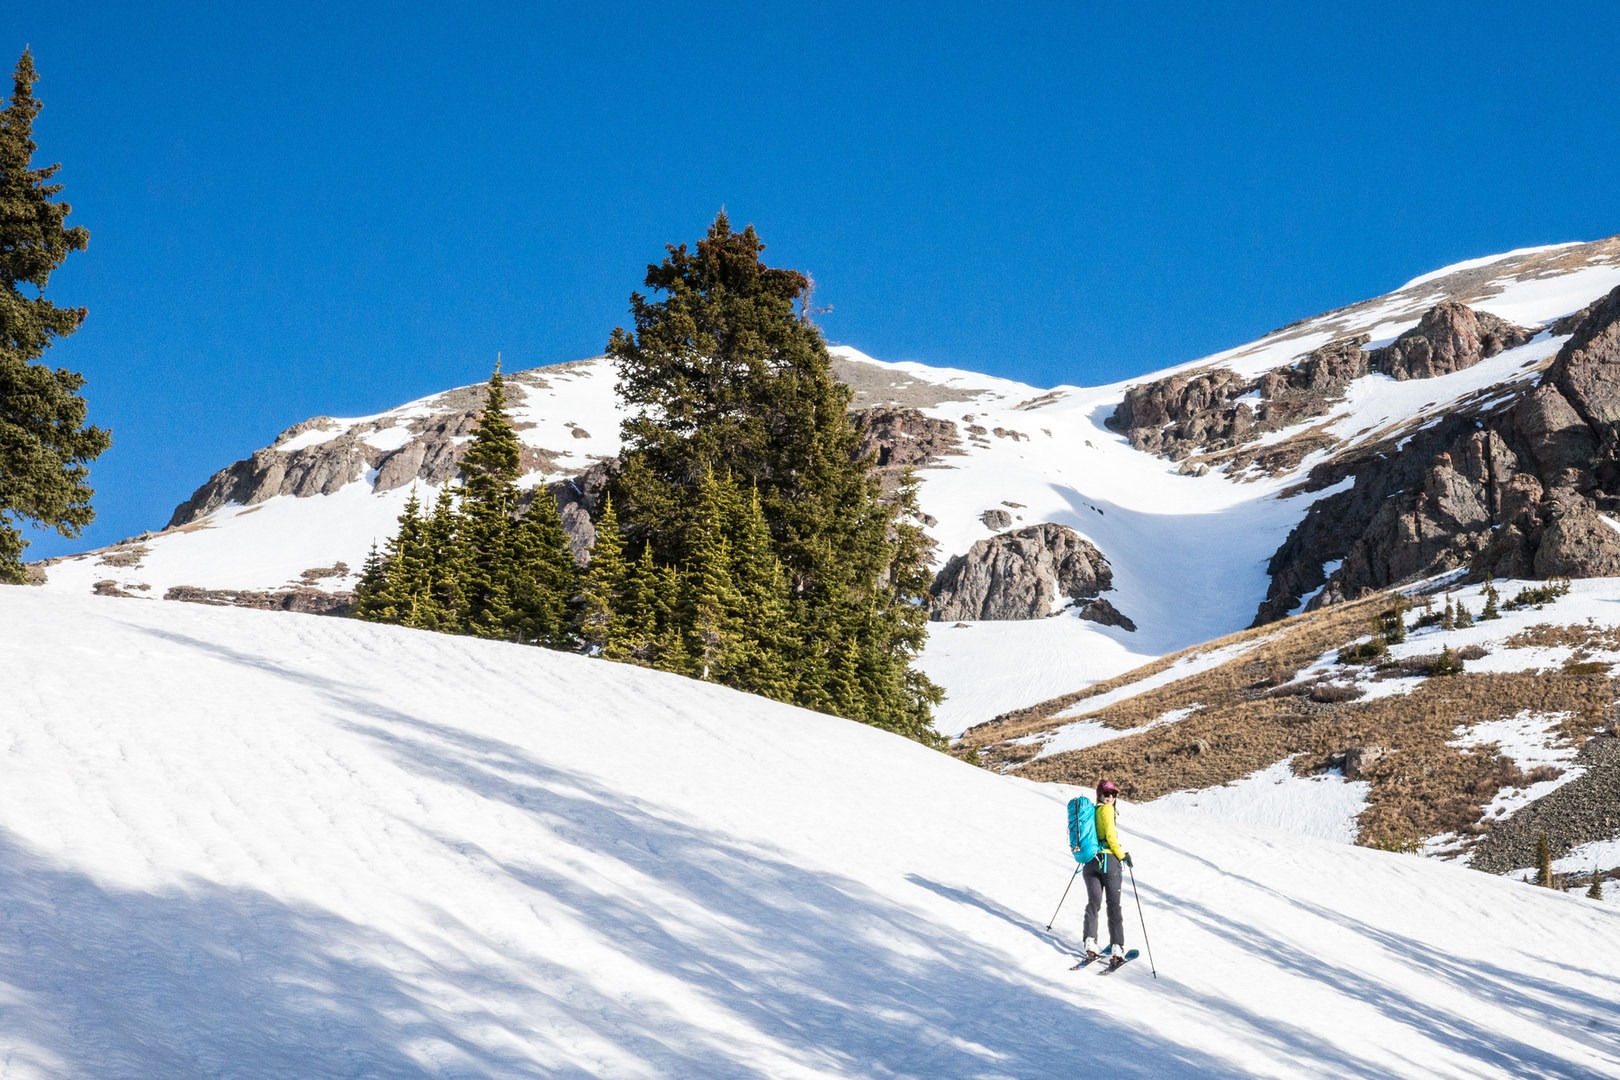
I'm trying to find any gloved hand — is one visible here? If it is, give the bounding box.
[1123,853,1134,868]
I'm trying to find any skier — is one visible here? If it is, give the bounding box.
[1079,779,1133,970]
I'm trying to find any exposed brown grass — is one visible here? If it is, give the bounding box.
[963,592,1619,850]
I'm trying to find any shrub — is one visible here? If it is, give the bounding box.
[1431,647,1464,677]
[1457,644,1489,661]
[1508,578,1572,610]
[1339,637,1388,665]
[1309,683,1366,704]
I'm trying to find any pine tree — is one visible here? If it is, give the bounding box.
[380,488,432,626]
[416,485,467,632]
[1481,578,1501,620]
[458,364,523,638]
[604,213,943,743]
[352,540,394,621]
[510,487,577,648]
[1588,868,1604,900]
[578,495,630,655]
[0,51,110,581]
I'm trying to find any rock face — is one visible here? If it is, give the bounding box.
[1257,285,1620,623]
[929,523,1116,621]
[1106,301,1535,467]
[850,407,962,494]
[167,388,561,529]
[1368,302,1536,381]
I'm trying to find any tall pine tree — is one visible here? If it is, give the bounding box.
[457,364,523,638]
[605,213,943,743]
[0,51,110,581]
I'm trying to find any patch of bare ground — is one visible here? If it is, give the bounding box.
[956,596,1388,766]
[959,590,1620,855]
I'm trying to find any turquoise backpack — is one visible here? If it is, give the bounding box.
[1067,796,1099,863]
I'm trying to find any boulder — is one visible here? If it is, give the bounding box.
[1078,597,1137,632]
[929,523,1113,621]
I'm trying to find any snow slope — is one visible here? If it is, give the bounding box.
[3,588,1618,1078]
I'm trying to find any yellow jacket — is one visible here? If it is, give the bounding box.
[1095,802,1127,861]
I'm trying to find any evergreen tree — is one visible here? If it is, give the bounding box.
[1536,833,1555,889]
[0,51,110,581]
[379,489,433,626]
[604,213,942,743]
[726,483,795,699]
[1481,579,1501,620]
[457,364,522,637]
[352,540,393,621]
[415,485,467,632]
[510,487,577,648]
[578,495,630,655]
[1588,868,1604,901]
[1453,599,1474,628]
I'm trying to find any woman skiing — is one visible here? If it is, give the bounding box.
[1081,779,1132,970]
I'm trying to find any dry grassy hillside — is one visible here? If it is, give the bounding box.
[957,587,1620,863]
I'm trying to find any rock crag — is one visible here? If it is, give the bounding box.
[929,523,1118,622]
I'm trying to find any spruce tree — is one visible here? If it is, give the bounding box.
[1481,579,1501,620]
[1589,868,1604,900]
[415,485,467,632]
[578,495,630,656]
[352,541,394,621]
[378,489,432,626]
[510,487,577,648]
[0,51,110,581]
[457,364,523,637]
[605,213,942,743]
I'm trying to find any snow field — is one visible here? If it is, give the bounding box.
[3,589,1620,1077]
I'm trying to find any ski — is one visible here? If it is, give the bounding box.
[1097,948,1141,974]
[1069,953,1102,970]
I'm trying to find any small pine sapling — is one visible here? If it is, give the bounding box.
[1536,833,1554,889]
[1589,868,1605,900]
[1481,579,1501,620]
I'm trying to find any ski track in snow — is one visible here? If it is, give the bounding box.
[4,588,1620,1078]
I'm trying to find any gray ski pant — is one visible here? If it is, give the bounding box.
[1082,855,1125,948]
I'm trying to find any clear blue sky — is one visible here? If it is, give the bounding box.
[12,2,1620,559]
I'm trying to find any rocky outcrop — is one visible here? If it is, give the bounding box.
[929,523,1116,621]
[1368,302,1536,381]
[167,387,562,529]
[538,462,610,566]
[1108,367,1256,460]
[1108,302,1536,468]
[162,585,355,616]
[851,407,962,472]
[1256,285,1620,624]
[1078,596,1136,632]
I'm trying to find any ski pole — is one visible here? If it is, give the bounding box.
[1127,863,1158,979]
[1045,866,1081,930]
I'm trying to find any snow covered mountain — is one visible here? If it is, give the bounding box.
[3,586,1618,1078]
[31,236,1620,740]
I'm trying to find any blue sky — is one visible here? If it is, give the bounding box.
[12,2,1620,558]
